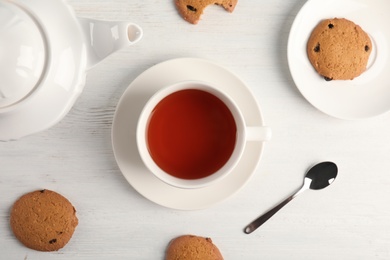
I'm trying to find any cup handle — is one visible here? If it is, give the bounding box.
[246,126,272,141]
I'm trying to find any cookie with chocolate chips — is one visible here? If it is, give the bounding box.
[175,0,237,24]
[307,18,372,80]
[10,189,78,251]
[166,235,224,260]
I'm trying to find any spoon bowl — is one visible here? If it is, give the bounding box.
[244,161,338,234]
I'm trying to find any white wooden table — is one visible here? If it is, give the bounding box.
[1,0,390,259]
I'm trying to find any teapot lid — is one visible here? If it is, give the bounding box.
[0,1,47,110]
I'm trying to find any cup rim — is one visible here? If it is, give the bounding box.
[136,80,246,189]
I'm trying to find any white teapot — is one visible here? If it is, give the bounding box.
[0,0,142,140]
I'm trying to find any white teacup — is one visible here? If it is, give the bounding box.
[137,81,271,189]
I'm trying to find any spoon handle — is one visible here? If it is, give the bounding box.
[244,195,294,234]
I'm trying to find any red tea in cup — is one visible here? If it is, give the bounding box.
[138,81,270,189]
[146,89,237,180]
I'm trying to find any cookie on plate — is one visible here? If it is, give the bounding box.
[10,189,78,251]
[166,235,224,260]
[175,0,238,24]
[307,18,372,80]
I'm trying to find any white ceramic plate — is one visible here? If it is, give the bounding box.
[288,0,390,120]
[112,58,267,210]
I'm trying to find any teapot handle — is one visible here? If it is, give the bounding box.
[78,17,143,69]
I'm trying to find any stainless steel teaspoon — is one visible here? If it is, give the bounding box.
[244,161,338,234]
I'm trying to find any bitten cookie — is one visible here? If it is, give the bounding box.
[175,0,237,24]
[10,189,78,251]
[307,18,372,81]
[166,235,224,260]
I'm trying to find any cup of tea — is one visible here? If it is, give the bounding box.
[136,81,271,189]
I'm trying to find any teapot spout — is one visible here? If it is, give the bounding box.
[78,17,142,69]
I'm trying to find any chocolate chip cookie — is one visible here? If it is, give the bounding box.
[175,0,237,24]
[307,18,372,80]
[10,189,78,251]
[166,235,224,260]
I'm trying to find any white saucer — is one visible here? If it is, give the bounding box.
[288,0,390,120]
[112,58,267,210]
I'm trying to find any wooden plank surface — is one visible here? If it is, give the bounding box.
[1,0,390,259]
